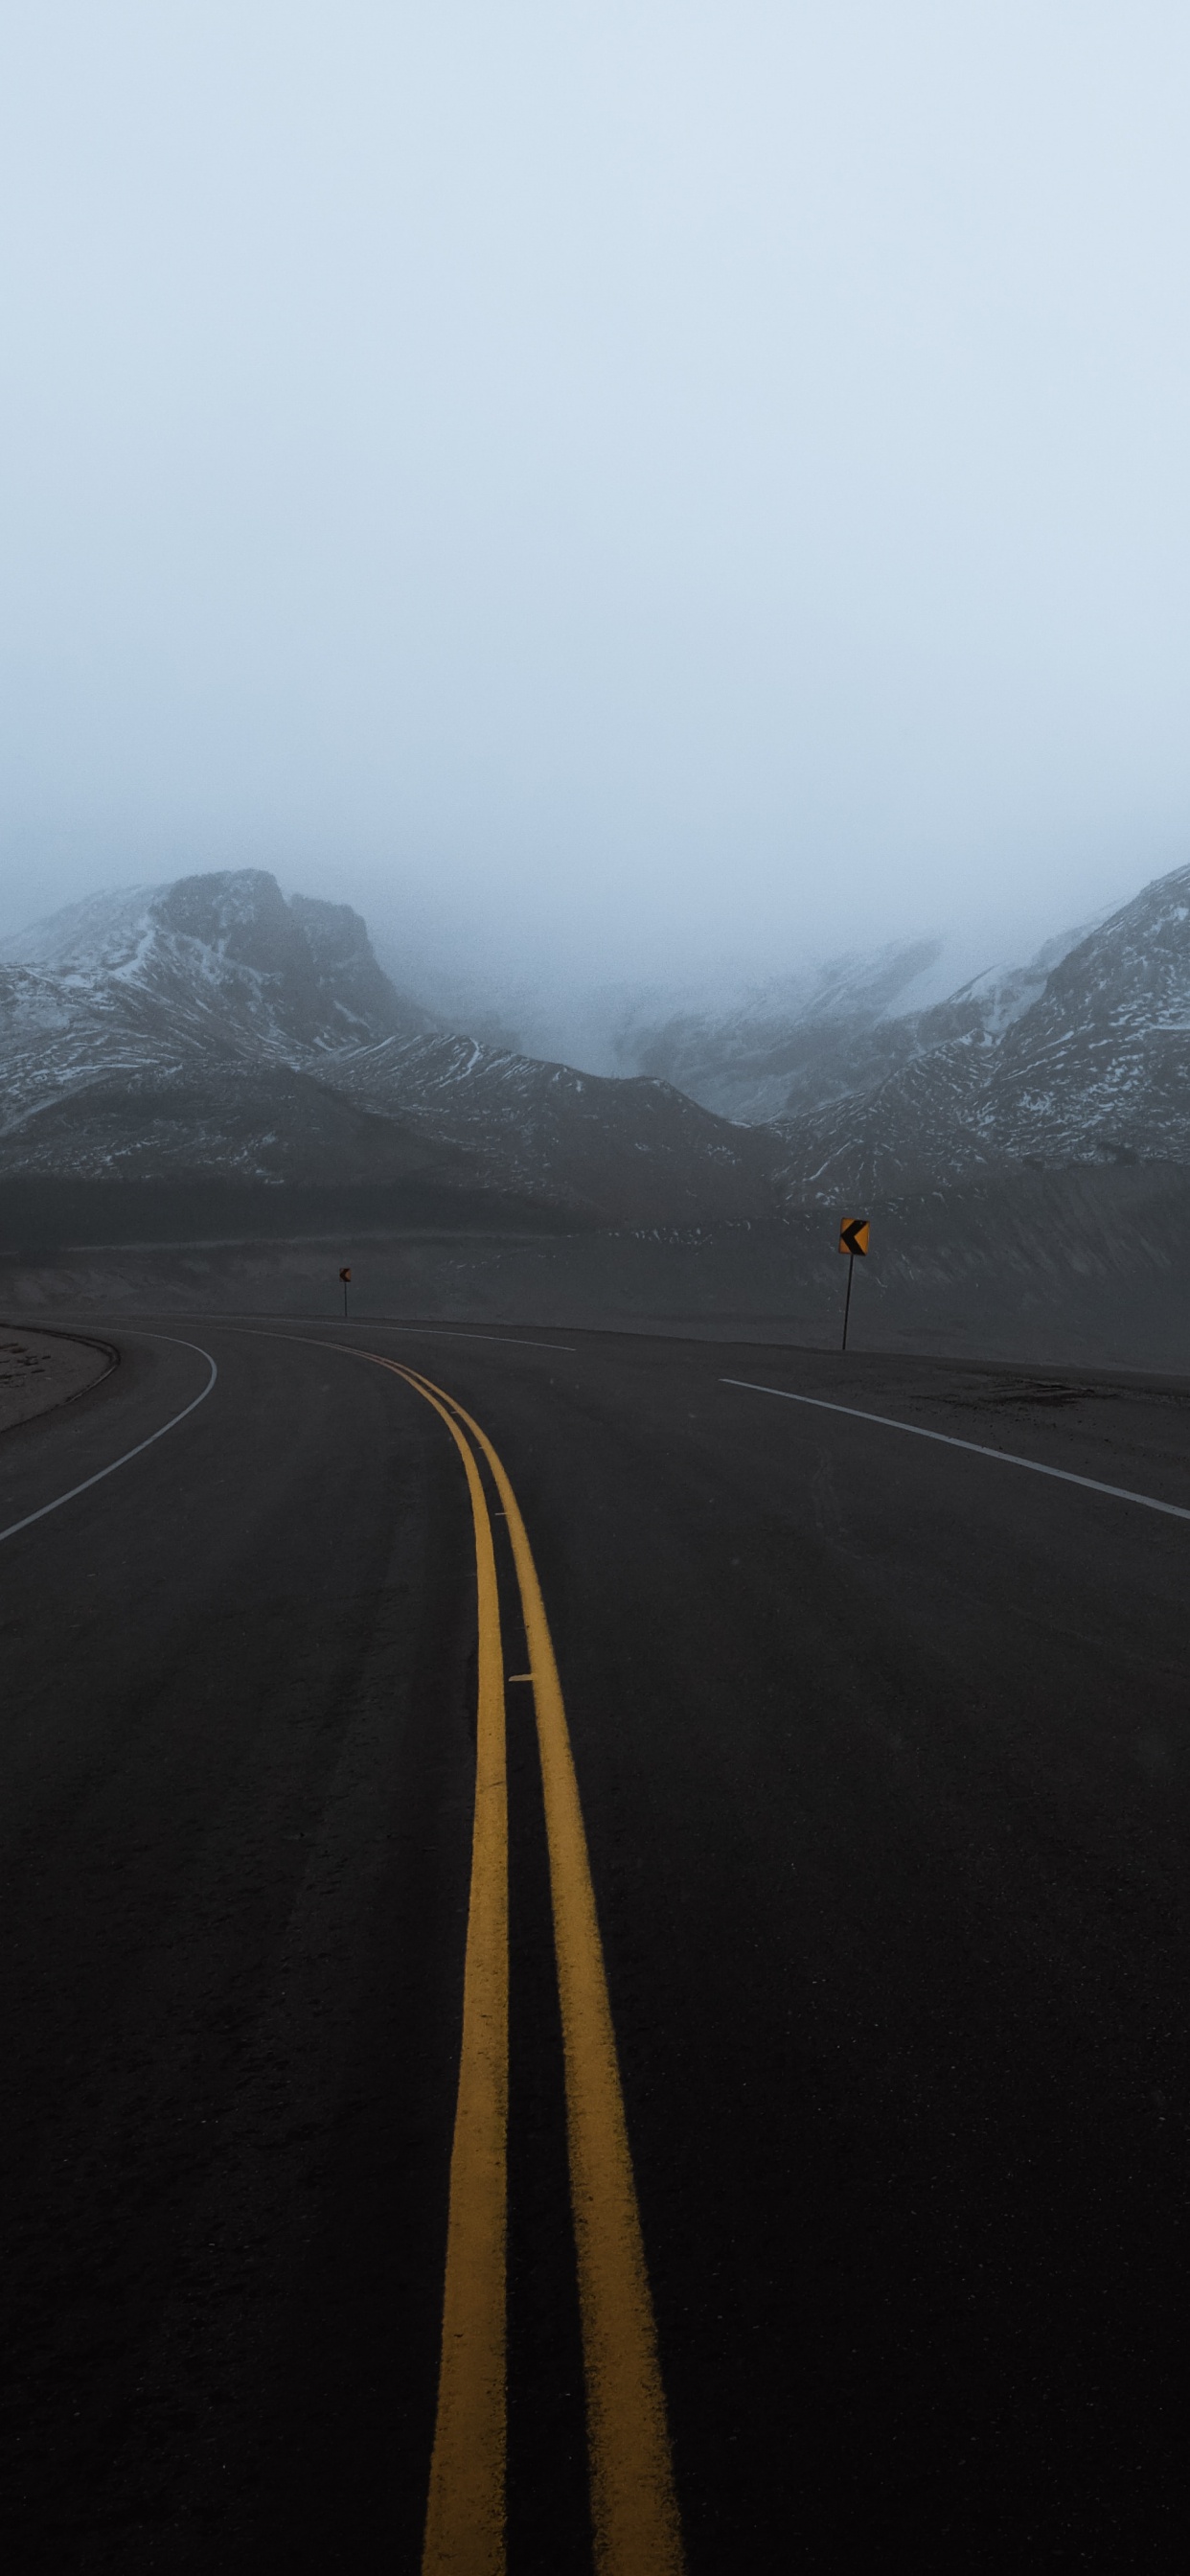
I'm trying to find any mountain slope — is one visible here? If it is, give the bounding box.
[609,941,942,1121]
[0,873,433,1122]
[985,870,1190,1162]
[0,872,786,1225]
[617,928,1097,1127]
[774,866,1190,1198]
[325,1032,783,1223]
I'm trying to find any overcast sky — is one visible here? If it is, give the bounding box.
[2,1,1189,991]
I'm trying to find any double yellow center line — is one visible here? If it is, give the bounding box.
[364,1358,683,2576]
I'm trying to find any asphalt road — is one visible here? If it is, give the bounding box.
[1,1316,1187,2571]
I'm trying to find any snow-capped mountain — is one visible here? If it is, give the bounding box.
[610,928,1095,1126]
[0,872,431,1113]
[773,865,1190,1199]
[610,938,944,1121]
[0,871,785,1224]
[5,860,1190,1228]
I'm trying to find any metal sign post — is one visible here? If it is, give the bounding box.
[339,1264,352,1320]
[836,1218,869,1350]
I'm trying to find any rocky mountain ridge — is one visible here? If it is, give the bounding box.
[771,863,1190,1200]
[616,926,1095,1127]
[0,873,784,1227]
[593,866,1190,1202]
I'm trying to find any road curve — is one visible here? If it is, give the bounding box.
[1,1319,1187,2570]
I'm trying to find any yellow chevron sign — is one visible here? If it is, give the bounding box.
[837,1218,869,1256]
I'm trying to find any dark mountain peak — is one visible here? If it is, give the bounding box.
[287,892,432,1045]
[288,892,374,967]
[1,868,778,1221]
[152,869,300,976]
[144,868,429,1051]
[0,869,433,1148]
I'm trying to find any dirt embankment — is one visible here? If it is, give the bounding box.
[1,1163,1188,1374]
[0,1328,116,1434]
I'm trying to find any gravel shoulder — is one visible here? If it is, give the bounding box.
[0,1325,115,1433]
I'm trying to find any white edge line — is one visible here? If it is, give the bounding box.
[721,1376,1190,1525]
[0,1336,218,1547]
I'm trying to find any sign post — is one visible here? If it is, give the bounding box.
[836,1218,869,1350]
[339,1264,352,1320]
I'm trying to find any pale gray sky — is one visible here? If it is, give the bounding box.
[2,2,1188,989]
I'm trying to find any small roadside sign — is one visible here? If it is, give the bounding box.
[339,1265,352,1320]
[836,1217,869,1349]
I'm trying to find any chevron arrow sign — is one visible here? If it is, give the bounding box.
[837,1218,870,1257]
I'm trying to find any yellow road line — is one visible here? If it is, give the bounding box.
[386,1369,509,2576]
[390,1363,684,2576]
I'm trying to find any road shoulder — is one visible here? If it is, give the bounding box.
[0,1324,116,1434]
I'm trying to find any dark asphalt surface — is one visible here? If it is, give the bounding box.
[1,1316,1187,2570]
